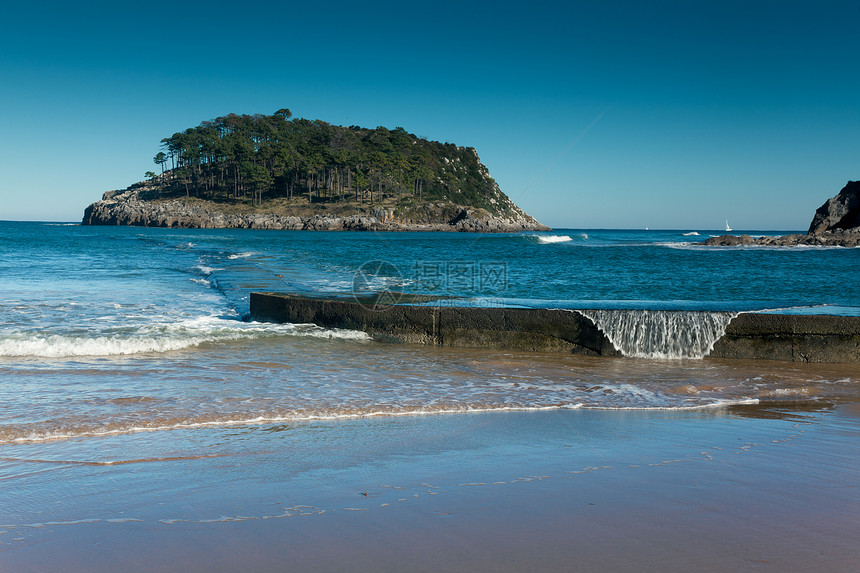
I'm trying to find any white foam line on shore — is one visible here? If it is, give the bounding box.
[3,404,585,444]
[2,399,760,445]
[586,398,759,411]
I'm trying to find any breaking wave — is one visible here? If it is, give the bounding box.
[0,317,369,358]
[532,235,573,244]
[227,251,259,259]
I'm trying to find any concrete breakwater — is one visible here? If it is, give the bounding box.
[250,293,860,363]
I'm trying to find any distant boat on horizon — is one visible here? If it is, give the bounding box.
[725,219,732,232]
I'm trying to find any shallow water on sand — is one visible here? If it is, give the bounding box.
[3,340,860,445]
[2,406,859,572]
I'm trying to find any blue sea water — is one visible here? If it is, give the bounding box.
[1,221,859,443]
[7,223,855,317]
[3,221,860,563]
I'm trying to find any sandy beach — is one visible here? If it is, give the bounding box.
[3,403,859,572]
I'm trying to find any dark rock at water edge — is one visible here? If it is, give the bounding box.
[809,181,860,234]
[703,180,860,247]
[82,186,550,233]
[703,229,860,248]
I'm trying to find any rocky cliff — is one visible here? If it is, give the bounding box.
[82,184,550,232]
[808,180,860,234]
[704,181,860,247]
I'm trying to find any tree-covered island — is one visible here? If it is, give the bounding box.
[83,110,549,232]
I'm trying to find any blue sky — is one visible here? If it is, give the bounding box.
[1,0,858,229]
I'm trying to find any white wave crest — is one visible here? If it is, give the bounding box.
[534,235,573,244]
[682,232,700,236]
[227,252,259,259]
[0,317,369,358]
[196,265,222,275]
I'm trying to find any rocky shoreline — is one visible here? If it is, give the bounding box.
[703,228,860,248]
[82,187,551,232]
[703,181,860,247]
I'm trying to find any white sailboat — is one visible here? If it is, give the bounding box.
[725,219,732,232]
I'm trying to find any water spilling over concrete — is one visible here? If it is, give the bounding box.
[575,310,738,359]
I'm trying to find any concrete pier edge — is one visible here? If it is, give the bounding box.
[250,293,860,364]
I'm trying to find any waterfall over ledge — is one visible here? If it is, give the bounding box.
[575,310,738,359]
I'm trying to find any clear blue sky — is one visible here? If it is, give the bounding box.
[1,0,858,229]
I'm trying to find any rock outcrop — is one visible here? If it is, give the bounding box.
[82,186,550,232]
[704,181,860,247]
[703,229,860,248]
[808,180,860,234]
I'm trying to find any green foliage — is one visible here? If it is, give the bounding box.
[152,110,508,214]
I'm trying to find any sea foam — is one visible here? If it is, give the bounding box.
[533,235,573,244]
[227,252,259,260]
[0,398,762,445]
[0,317,369,358]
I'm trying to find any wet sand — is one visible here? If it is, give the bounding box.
[2,404,859,572]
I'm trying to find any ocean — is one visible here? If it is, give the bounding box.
[2,221,859,571]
